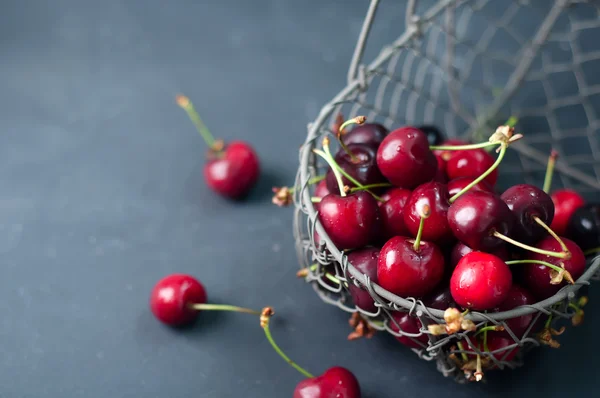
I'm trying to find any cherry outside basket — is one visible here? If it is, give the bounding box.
[292,0,600,383]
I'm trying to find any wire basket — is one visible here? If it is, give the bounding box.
[292,0,600,383]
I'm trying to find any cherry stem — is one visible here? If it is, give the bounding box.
[449,143,506,203]
[543,150,559,193]
[413,204,431,252]
[505,259,566,275]
[311,197,322,203]
[545,313,554,329]
[260,308,315,379]
[584,247,600,256]
[474,325,503,337]
[493,232,569,259]
[188,303,261,315]
[348,182,393,192]
[289,175,325,194]
[532,215,570,256]
[337,116,366,162]
[482,325,489,353]
[456,341,468,361]
[313,140,346,196]
[300,264,344,286]
[505,116,518,128]
[175,95,218,150]
[429,141,500,151]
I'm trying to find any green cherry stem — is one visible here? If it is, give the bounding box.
[413,204,431,252]
[337,116,367,162]
[348,182,393,192]
[449,143,507,203]
[584,247,600,256]
[543,150,559,193]
[188,303,261,315]
[311,197,322,203]
[176,95,219,151]
[474,325,504,337]
[483,325,489,353]
[506,259,570,277]
[260,308,315,379]
[505,116,518,128]
[429,141,501,151]
[313,139,346,197]
[533,215,570,255]
[495,233,570,259]
[456,341,469,362]
[297,264,344,286]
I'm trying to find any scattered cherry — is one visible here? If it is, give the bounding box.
[550,189,585,235]
[389,311,429,349]
[403,181,453,244]
[446,176,493,198]
[176,95,260,199]
[347,247,380,313]
[325,143,386,195]
[446,148,498,188]
[294,367,361,398]
[450,251,512,310]
[376,126,438,189]
[566,203,600,252]
[417,124,445,146]
[493,284,536,339]
[379,188,412,241]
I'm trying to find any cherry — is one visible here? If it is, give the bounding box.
[294,367,361,398]
[465,333,519,366]
[446,176,493,198]
[500,184,555,245]
[378,188,412,241]
[417,124,445,146]
[447,190,514,251]
[521,236,586,299]
[403,182,453,244]
[449,242,509,270]
[550,189,585,235]
[432,138,468,161]
[150,274,258,327]
[450,251,512,311]
[446,148,498,188]
[433,154,448,183]
[342,123,389,148]
[176,95,260,199]
[325,143,386,195]
[493,285,537,339]
[313,179,331,212]
[347,247,380,313]
[389,311,428,349]
[423,286,458,310]
[376,126,438,189]
[566,203,600,251]
[378,208,445,298]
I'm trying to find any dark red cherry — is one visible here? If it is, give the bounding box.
[500,184,555,245]
[417,125,445,146]
[325,143,386,195]
[447,190,514,251]
[466,334,519,364]
[433,139,468,161]
[433,154,448,183]
[294,367,361,398]
[446,176,493,198]
[347,247,380,313]
[376,126,438,189]
[522,236,586,300]
[449,242,509,270]
[423,286,458,310]
[450,251,512,311]
[318,191,381,250]
[389,311,429,349]
[446,148,498,187]
[379,188,412,240]
[403,182,453,244]
[550,189,585,236]
[150,274,207,326]
[342,122,389,147]
[313,180,331,212]
[204,141,260,199]
[493,285,536,339]
[377,236,445,298]
[566,203,600,251]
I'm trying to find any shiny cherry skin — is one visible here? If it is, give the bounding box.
[522,236,586,300]
[377,236,445,298]
[550,189,586,235]
[318,191,381,250]
[566,203,600,251]
[403,182,453,244]
[376,126,438,189]
[449,242,509,270]
[447,190,514,251]
[325,143,386,195]
[433,139,468,161]
[294,367,361,398]
[347,247,380,313]
[493,285,537,339]
[204,141,260,199]
[423,286,458,310]
[446,148,498,188]
[379,188,412,241]
[433,154,448,183]
[389,311,429,349]
[417,125,445,146]
[500,184,555,245]
[446,176,493,198]
[150,274,207,327]
[342,122,389,147]
[450,251,512,311]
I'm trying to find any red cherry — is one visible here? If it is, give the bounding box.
[150,274,207,326]
[446,176,493,198]
[423,286,458,310]
[403,182,452,244]
[377,236,445,298]
[389,311,428,349]
[493,285,536,339]
[203,141,260,199]
[347,247,380,313]
[378,188,412,241]
[500,184,555,244]
[466,334,519,364]
[294,367,361,398]
[376,126,438,189]
[434,154,448,183]
[446,148,498,187]
[318,191,381,250]
[450,252,512,311]
[522,236,586,299]
[314,180,331,198]
[449,242,509,270]
[550,189,586,235]
[447,190,514,251]
[325,144,386,195]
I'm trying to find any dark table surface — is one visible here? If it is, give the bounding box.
[1,1,598,397]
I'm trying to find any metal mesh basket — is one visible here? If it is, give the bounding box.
[292,0,600,383]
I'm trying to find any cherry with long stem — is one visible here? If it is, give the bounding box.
[336,116,366,162]
[506,259,574,284]
[493,232,570,259]
[187,303,260,315]
[176,95,221,152]
[413,204,431,252]
[543,150,559,193]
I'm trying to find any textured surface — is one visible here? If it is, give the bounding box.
[0,0,598,397]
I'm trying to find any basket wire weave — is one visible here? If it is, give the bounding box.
[293,0,600,383]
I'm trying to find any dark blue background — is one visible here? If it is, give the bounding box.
[0,1,597,397]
